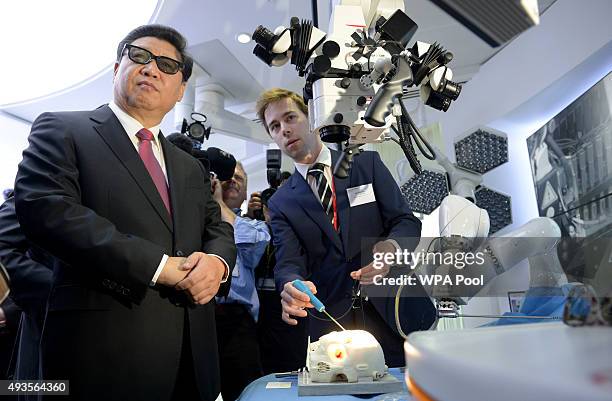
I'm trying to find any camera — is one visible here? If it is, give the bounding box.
[166,128,236,182]
[253,149,282,221]
[193,147,236,182]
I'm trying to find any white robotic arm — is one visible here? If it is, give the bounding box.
[481,217,561,275]
[433,144,483,201]
[421,198,566,313]
[398,208,566,334]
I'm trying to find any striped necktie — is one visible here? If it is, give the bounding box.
[136,128,171,216]
[307,163,335,229]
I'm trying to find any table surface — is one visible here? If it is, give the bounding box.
[406,323,612,401]
[238,368,413,401]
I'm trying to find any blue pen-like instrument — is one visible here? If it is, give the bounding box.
[292,279,346,331]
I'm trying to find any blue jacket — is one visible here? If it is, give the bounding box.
[216,211,270,321]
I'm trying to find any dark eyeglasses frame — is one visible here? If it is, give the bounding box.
[122,44,184,75]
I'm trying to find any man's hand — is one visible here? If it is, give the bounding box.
[211,177,223,203]
[175,252,226,305]
[157,257,193,286]
[246,191,262,219]
[350,240,397,285]
[280,280,316,325]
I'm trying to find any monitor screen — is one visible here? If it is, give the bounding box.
[526,71,611,293]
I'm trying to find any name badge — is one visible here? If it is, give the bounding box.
[346,183,376,207]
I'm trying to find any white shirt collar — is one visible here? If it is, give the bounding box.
[108,101,161,145]
[295,145,332,180]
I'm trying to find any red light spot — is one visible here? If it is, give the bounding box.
[335,350,343,358]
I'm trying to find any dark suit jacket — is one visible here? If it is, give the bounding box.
[268,149,435,338]
[0,197,53,312]
[0,196,53,384]
[14,105,237,401]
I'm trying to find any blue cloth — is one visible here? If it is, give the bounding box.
[482,284,580,326]
[268,149,435,339]
[238,368,408,401]
[216,210,270,321]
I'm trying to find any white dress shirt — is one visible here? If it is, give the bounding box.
[294,144,400,252]
[108,102,228,286]
[295,145,334,205]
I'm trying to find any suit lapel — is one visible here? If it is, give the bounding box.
[331,150,352,257]
[290,171,343,252]
[90,105,173,232]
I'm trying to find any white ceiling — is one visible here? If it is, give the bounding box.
[0,0,556,123]
[0,0,559,182]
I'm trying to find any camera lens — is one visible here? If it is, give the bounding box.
[322,40,341,59]
[439,80,461,100]
[252,25,276,50]
[312,55,331,75]
[425,92,451,112]
[253,44,275,66]
[319,125,350,143]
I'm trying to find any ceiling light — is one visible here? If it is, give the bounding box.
[400,170,449,215]
[454,128,509,174]
[236,33,252,44]
[475,186,513,234]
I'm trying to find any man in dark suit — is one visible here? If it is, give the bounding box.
[0,194,53,389]
[14,25,236,401]
[0,296,20,386]
[255,88,435,367]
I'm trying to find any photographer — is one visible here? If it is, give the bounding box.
[167,133,264,399]
[169,129,269,399]
[212,162,269,401]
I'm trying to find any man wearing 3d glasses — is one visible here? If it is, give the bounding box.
[14,25,236,401]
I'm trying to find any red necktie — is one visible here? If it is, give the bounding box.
[136,128,171,216]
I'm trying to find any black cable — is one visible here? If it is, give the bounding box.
[401,120,424,166]
[386,95,440,176]
[307,295,356,322]
[399,99,436,160]
[391,117,422,174]
[358,285,366,330]
[389,136,401,146]
[307,281,364,326]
